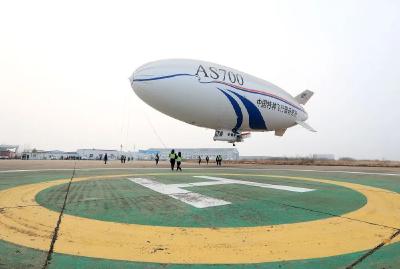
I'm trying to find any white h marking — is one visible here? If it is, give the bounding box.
[129,176,314,208]
[194,176,313,193]
[128,178,231,208]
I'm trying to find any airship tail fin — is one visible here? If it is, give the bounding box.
[296,120,317,132]
[295,90,314,105]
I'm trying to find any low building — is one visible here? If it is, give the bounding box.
[0,145,18,159]
[313,154,335,160]
[28,150,78,160]
[17,147,239,161]
[138,148,239,161]
[135,149,159,160]
[77,149,119,160]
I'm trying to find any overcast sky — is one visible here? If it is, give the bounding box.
[1,1,399,160]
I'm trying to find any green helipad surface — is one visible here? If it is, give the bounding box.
[0,166,399,268]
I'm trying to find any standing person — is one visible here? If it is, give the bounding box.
[176,152,182,171]
[206,156,209,165]
[216,155,219,166]
[169,149,177,171]
[155,153,160,166]
[104,153,108,165]
[198,156,202,165]
[216,155,221,166]
[219,155,223,166]
[120,155,124,164]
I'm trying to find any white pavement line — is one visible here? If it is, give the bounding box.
[288,169,400,176]
[260,169,400,177]
[226,168,400,177]
[1,167,399,177]
[194,176,314,193]
[129,178,190,194]
[174,181,232,188]
[0,168,171,173]
[128,178,230,208]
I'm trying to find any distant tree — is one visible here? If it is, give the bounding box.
[32,148,37,153]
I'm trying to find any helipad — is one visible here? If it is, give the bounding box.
[0,161,399,268]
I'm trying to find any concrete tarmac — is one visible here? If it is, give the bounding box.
[0,160,399,268]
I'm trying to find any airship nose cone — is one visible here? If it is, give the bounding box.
[129,72,142,96]
[128,73,135,88]
[129,72,140,94]
[129,68,155,104]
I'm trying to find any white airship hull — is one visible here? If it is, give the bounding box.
[130,59,313,143]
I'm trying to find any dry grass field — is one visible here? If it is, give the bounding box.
[233,159,400,168]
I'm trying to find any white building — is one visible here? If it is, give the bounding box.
[27,150,78,160]
[77,149,119,160]
[19,148,239,161]
[313,154,335,160]
[138,148,239,161]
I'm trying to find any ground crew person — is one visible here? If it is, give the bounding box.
[155,153,160,165]
[198,156,202,165]
[176,152,182,171]
[216,155,222,166]
[169,150,177,171]
[206,156,209,165]
[104,153,108,165]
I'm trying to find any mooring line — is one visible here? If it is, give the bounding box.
[42,161,76,269]
[345,229,400,268]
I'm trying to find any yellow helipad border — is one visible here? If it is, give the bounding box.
[0,173,399,264]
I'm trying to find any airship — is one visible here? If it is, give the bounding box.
[129,59,315,145]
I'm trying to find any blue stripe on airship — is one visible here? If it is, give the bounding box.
[228,90,268,130]
[217,88,243,132]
